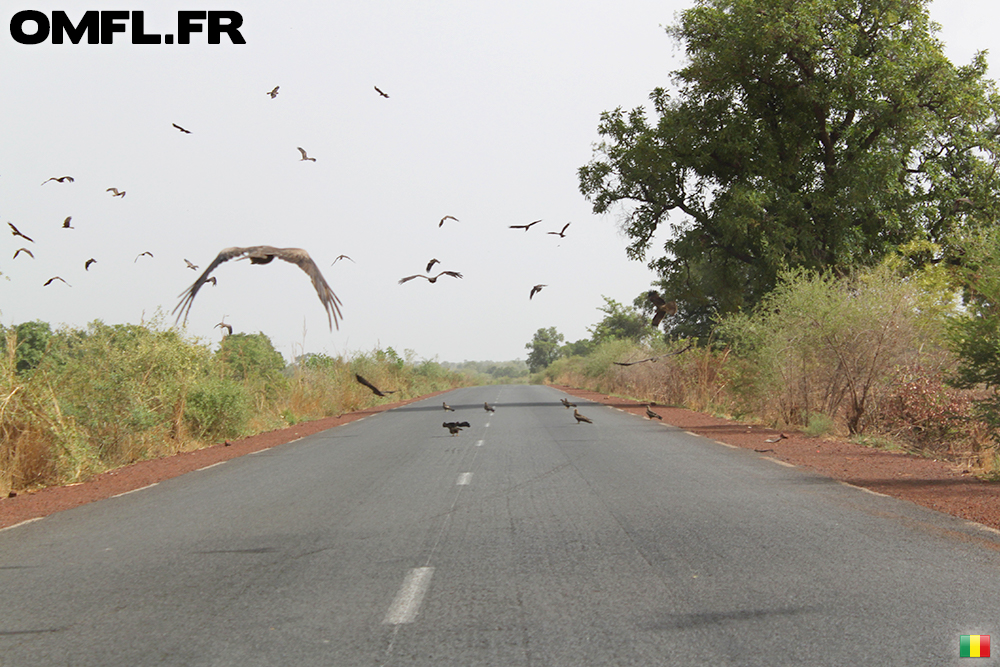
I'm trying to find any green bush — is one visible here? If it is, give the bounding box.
[184,377,253,440]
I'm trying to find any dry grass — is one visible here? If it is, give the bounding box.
[0,324,472,496]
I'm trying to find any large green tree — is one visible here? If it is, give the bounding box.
[580,0,1000,334]
[525,327,564,372]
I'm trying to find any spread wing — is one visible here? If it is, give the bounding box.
[174,246,342,331]
[355,373,385,396]
[437,271,463,279]
[425,259,440,273]
[399,274,427,284]
[272,247,342,330]
[174,247,250,326]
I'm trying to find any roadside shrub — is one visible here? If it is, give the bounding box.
[184,377,253,441]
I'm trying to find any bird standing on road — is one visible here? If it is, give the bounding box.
[484,402,495,413]
[443,421,471,436]
[174,246,343,331]
[645,405,663,420]
[573,409,592,424]
[443,402,455,411]
[561,397,576,408]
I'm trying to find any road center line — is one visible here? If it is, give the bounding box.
[475,439,484,447]
[456,472,473,485]
[383,567,434,625]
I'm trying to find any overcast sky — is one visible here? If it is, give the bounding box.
[0,1,994,364]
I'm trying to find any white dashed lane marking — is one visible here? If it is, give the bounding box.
[456,473,473,486]
[383,567,435,625]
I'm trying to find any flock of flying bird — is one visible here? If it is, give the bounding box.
[13,80,680,378]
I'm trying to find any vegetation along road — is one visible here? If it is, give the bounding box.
[1,384,997,666]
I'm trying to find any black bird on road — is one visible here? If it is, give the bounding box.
[645,405,662,420]
[484,402,495,413]
[573,409,592,424]
[560,397,576,409]
[443,421,471,436]
[443,402,455,411]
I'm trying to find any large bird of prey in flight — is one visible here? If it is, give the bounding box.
[44,276,70,287]
[374,86,389,98]
[547,223,570,238]
[509,219,541,231]
[297,147,316,162]
[398,271,462,284]
[267,86,279,98]
[172,123,192,134]
[174,246,343,331]
[647,291,677,327]
[439,215,458,227]
[41,176,74,185]
[107,187,126,198]
[8,222,33,243]
[529,284,546,299]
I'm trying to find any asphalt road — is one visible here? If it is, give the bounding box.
[2,384,999,666]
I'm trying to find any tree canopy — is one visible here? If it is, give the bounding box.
[579,0,1000,334]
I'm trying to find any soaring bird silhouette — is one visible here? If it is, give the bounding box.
[425,258,440,273]
[398,271,462,285]
[509,219,541,231]
[612,344,693,366]
[174,246,343,330]
[547,223,570,238]
[573,409,593,424]
[439,215,458,227]
[84,258,97,270]
[355,373,396,397]
[331,255,354,265]
[41,176,74,185]
[560,397,576,409]
[13,248,33,259]
[297,147,316,162]
[135,251,153,262]
[43,276,70,287]
[443,421,471,436]
[62,216,73,229]
[266,85,279,98]
[645,405,663,420]
[172,123,191,134]
[107,187,126,198]
[484,402,495,413]
[8,222,34,243]
[374,85,389,98]
[530,284,546,300]
[442,402,455,411]
[647,291,677,327]
[184,259,198,270]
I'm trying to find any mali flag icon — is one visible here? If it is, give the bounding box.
[961,635,991,658]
